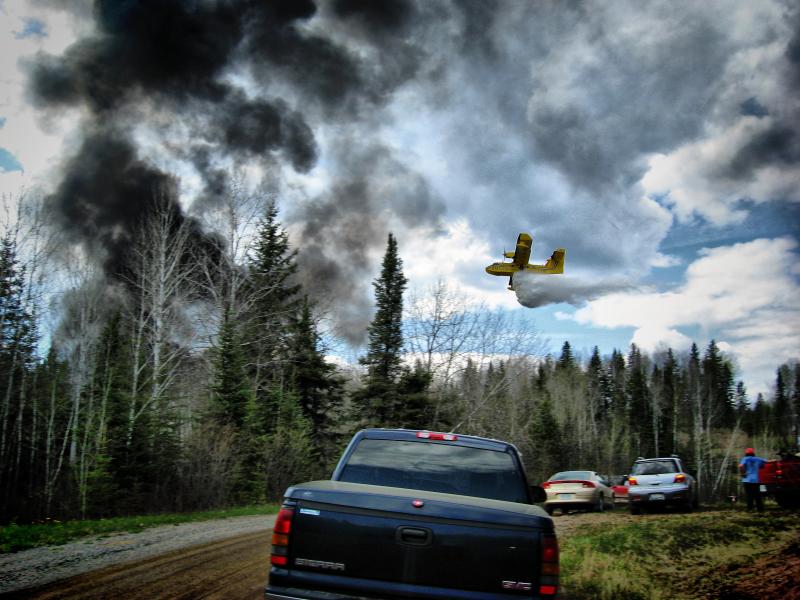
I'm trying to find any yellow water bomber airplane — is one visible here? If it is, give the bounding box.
[485,233,566,290]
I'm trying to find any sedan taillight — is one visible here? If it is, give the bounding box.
[581,482,596,488]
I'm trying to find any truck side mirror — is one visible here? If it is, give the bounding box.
[530,485,547,503]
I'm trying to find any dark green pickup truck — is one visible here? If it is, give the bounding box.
[265,428,558,600]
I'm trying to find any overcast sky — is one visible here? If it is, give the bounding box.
[1,0,798,398]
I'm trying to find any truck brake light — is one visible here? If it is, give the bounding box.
[539,533,559,596]
[674,473,686,483]
[416,431,458,441]
[271,506,295,567]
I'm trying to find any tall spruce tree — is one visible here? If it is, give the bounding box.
[356,233,409,426]
[210,311,253,429]
[287,297,344,447]
[772,366,791,443]
[702,340,735,427]
[626,344,652,457]
[248,200,301,386]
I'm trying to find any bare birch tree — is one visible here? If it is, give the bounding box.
[124,199,199,447]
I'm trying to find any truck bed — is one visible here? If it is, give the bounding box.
[268,480,554,599]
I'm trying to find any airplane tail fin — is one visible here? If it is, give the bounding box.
[544,248,566,274]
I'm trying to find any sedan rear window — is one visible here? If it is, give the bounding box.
[631,460,678,475]
[339,439,528,503]
[550,471,593,481]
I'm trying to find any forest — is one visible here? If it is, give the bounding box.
[1,190,798,524]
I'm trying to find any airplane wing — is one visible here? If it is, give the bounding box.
[511,233,532,267]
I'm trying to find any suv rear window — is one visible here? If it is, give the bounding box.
[339,438,528,503]
[631,460,678,475]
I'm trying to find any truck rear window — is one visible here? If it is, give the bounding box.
[339,439,528,503]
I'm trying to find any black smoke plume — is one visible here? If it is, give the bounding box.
[29,0,435,340]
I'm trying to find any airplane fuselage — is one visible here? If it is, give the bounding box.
[485,233,565,289]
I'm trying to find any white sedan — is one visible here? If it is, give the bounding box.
[542,470,614,515]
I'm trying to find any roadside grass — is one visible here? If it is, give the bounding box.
[560,508,800,600]
[0,504,280,553]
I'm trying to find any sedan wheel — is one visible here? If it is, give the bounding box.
[594,494,604,512]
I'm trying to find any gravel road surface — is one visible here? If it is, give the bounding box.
[0,514,276,596]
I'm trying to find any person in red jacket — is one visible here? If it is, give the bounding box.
[739,447,767,512]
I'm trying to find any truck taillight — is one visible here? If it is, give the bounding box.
[674,473,686,483]
[539,533,559,596]
[416,431,458,441]
[628,477,638,485]
[271,506,295,567]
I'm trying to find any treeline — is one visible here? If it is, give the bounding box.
[1,193,798,522]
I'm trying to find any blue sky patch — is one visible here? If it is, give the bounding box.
[15,18,46,39]
[0,148,23,173]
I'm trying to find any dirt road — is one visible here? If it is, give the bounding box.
[0,529,271,600]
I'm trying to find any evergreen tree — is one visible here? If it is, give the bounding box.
[771,366,791,443]
[356,233,409,426]
[210,312,253,429]
[734,381,750,432]
[0,231,36,512]
[660,349,678,455]
[609,349,627,419]
[685,343,702,473]
[753,393,770,435]
[286,297,344,448]
[248,200,302,386]
[701,340,735,427]
[527,395,562,483]
[396,361,433,429]
[261,388,314,501]
[626,344,652,457]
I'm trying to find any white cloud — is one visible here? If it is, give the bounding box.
[0,1,84,200]
[642,117,800,226]
[401,219,520,311]
[569,237,800,397]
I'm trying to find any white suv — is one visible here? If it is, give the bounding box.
[627,456,698,514]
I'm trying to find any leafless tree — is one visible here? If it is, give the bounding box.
[124,197,199,446]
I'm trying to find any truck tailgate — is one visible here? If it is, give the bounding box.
[280,481,551,597]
